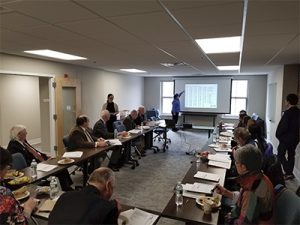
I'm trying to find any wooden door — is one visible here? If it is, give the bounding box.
[55,77,81,157]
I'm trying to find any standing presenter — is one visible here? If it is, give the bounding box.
[171,91,184,131]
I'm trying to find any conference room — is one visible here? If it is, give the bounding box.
[1,0,300,225]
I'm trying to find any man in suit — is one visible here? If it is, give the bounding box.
[276,93,300,180]
[123,110,138,131]
[49,167,120,225]
[69,115,108,173]
[93,110,125,171]
[7,125,73,191]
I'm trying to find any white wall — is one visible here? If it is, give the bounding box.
[0,75,41,146]
[266,66,284,151]
[79,69,144,125]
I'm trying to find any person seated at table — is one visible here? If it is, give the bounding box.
[93,110,127,139]
[7,125,73,191]
[237,110,248,127]
[93,110,125,171]
[123,110,145,156]
[0,147,39,224]
[48,167,121,225]
[134,105,147,126]
[69,115,108,173]
[248,123,268,154]
[215,144,274,225]
[123,110,138,131]
[233,127,256,149]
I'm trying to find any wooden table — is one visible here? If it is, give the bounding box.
[161,161,226,225]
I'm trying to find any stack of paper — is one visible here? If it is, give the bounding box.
[128,129,141,134]
[62,151,83,158]
[37,163,58,172]
[214,147,232,152]
[107,139,122,146]
[119,208,158,225]
[208,154,231,169]
[182,183,215,194]
[220,131,233,137]
[194,171,220,182]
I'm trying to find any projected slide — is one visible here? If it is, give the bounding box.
[185,84,218,108]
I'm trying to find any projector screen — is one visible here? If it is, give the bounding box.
[175,77,232,113]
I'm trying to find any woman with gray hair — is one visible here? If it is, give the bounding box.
[214,144,274,225]
[7,125,73,191]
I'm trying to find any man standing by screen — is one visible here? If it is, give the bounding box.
[171,91,184,131]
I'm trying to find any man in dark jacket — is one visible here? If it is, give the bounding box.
[49,167,120,225]
[276,93,300,180]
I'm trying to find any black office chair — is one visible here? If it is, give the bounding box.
[152,119,172,152]
[113,121,139,169]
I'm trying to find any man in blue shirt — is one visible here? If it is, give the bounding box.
[171,91,184,131]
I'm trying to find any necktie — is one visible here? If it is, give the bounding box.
[84,130,94,143]
[23,141,45,162]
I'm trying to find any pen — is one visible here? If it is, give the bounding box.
[211,185,218,193]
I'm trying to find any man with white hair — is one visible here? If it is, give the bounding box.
[7,124,73,191]
[49,167,121,225]
[93,110,124,171]
[134,105,147,126]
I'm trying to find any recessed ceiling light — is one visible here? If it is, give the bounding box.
[24,49,87,60]
[195,36,241,54]
[217,65,240,71]
[160,62,187,67]
[120,69,146,73]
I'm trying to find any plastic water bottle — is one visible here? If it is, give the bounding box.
[50,176,59,199]
[141,122,144,133]
[175,181,183,206]
[30,159,37,179]
[114,129,118,139]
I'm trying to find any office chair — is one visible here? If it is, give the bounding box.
[11,153,27,170]
[113,121,139,169]
[152,119,172,152]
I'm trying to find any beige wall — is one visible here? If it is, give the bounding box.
[0,74,41,147]
[0,53,144,148]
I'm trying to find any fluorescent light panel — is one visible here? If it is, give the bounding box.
[120,69,146,73]
[24,49,87,60]
[217,65,240,71]
[195,36,241,54]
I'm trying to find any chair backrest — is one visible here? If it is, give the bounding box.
[63,135,71,150]
[274,188,300,224]
[147,109,160,121]
[113,121,126,132]
[264,142,273,158]
[11,153,27,170]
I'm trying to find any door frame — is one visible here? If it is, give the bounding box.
[55,77,81,156]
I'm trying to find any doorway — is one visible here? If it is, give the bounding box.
[55,77,81,156]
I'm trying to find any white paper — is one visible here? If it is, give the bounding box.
[37,163,58,172]
[128,129,141,134]
[182,190,204,199]
[62,151,83,158]
[220,131,233,137]
[224,123,234,127]
[120,208,158,225]
[107,139,122,146]
[182,183,215,194]
[208,154,231,162]
[208,160,231,169]
[194,171,220,182]
[214,147,232,153]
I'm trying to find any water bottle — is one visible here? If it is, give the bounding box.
[215,126,220,144]
[141,122,144,133]
[212,131,217,143]
[50,176,59,199]
[175,181,183,206]
[114,129,118,139]
[30,159,37,179]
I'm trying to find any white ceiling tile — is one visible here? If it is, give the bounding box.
[2,0,97,23]
[0,12,47,29]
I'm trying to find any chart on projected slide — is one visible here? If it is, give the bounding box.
[185,84,218,108]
